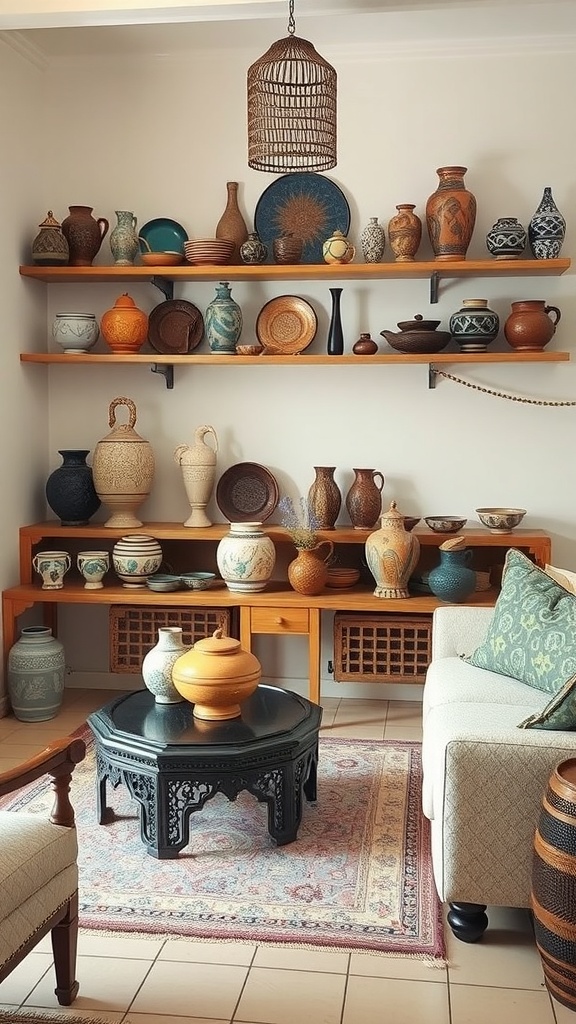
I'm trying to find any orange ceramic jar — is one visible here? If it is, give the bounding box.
[100,293,148,353]
[172,628,261,720]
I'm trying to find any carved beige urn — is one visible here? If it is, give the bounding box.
[174,424,218,528]
[92,396,155,528]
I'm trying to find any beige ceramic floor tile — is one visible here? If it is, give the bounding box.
[253,946,349,973]
[77,933,166,958]
[550,991,576,1022]
[343,974,449,1024]
[0,953,52,1004]
[449,983,556,1024]
[129,960,248,1019]
[126,1017,228,1023]
[24,954,153,1011]
[350,950,447,982]
[384,701,423,725]
[447,906,545,990]
[235,967,346,1024]
[383,724,423,741]
[320,698,341,711]
[333,700,388,720]
[320,722,386,739]
[158,940,256,965]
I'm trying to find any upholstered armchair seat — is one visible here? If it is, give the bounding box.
[0,737,85,1005]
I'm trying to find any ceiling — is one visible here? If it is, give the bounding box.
[1,0,575,58]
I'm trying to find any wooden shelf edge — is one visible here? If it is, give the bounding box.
[20,351,571,366]
[18,257,571,283]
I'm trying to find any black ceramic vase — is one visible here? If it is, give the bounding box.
[327,287,344,355]
[45,449,101,526]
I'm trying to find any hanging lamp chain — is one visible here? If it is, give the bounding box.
[287,0,296,35]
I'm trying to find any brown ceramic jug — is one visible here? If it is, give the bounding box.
[288,542,334,596]
[504,300,561,352]
[61,205,109,266]
[345,469,385,530]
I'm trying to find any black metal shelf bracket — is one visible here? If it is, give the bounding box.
[151,363,174,389]
[151,276,174,301]
[429,364,438,389]
[430,271,440,304]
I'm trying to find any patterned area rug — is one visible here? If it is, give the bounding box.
[2,732,444,959]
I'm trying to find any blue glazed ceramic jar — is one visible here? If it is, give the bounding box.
[205,281,243,354]
[428,548,476,603]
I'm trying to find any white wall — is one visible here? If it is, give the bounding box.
[4,6,576,699]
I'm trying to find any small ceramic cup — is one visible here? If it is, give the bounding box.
[32,550,71,590]
[77,550,110,589]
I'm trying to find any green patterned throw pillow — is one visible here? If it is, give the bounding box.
[466,548,576,701]
[519,676,576,730]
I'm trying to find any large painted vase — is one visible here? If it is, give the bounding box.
[365,501,420,598]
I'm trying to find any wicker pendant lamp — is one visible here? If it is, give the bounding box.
[247,0,337,172]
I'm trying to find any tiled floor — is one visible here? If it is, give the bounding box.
[0,689,567,1024]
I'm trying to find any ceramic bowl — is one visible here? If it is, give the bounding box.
[140,252,183,267]
[184,239,234,266]
[476,508,527,533]
[180,572,217,590]
[236,345,264,356]
[326,568,361,589]
[424,516,467,533]
[403,516,421,532]
[52,313,100,354]
[146,573,183,592]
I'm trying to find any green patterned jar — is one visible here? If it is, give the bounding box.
[205,281,243,354]
[7,626,65,722]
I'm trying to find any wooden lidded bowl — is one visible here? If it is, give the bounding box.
[172,627,261,720]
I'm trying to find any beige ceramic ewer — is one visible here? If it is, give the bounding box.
[174,425,218,528]
[365,501,420,598]
[92,397,155,529]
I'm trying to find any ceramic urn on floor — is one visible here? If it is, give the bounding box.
[365,501,420,598]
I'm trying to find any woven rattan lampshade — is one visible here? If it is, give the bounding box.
[247,2,337,173]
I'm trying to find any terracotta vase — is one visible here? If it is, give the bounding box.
[100,293,148,353]
[215,181,248,264]
[174,424,218,528]
[388,204,422,262]
[425,166,476,261]
[92,397,155,528]
[61,205,109,267]
[308,466,342,530]
[532,758,576,1010]
[345,468,385,530]
[504,300,561,352]
[31,210,69,266]
[365,501,420,598]
[288,542,334,596]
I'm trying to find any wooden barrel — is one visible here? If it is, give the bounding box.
[532,758,576,1010]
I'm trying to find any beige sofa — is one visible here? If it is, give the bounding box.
[422,605,576,942]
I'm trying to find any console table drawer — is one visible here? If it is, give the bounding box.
[250,607,310,634]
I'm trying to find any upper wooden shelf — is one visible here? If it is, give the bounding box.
[18,258,572,285]
[19,351,571,367]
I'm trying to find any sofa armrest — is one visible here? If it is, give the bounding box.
[431,605,495,660]
[0,737,86,826]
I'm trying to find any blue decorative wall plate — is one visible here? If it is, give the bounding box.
[254,173,351,264]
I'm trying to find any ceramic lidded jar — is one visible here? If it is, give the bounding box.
[323,230,355,265]
[216,522,276,593]
[365,501,420,598]
[61,205,109,267]
[174,424,218,528]
[172,627,261,720]
[7,626,65,722]
[92,397,155,528]
[100,293,148,353]
[31,210,69,266]
[504,300,561,352]
[205,281,243,354]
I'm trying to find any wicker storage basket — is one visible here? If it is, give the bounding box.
[110,605,234,673]
[333,612,432,684]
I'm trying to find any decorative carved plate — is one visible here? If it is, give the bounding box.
[216,463,279,523]
[254,173,351,264]
[256,296,317,355]
[148,299,204,355]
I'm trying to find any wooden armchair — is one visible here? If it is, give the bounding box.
[0,736,86,1005]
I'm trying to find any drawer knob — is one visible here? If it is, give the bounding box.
[275,616,284,625]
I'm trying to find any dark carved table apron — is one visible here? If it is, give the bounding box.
[87,685,322,859]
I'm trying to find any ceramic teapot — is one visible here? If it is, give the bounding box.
[381,314,452,354]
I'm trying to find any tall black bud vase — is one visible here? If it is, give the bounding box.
[327,287,344,355]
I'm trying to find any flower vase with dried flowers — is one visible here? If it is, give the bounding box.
[279,496,334,596]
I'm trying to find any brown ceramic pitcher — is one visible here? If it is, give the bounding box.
[504,300,561,352]
[61,205,109,266]
[345,469,385,530]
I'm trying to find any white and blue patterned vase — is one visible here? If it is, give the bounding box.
[206,281,243,354]
[485,217,527,260]
[216,522,275,593]
[141,627,188,704]
[528,187,566,260]
[449,298,499,352]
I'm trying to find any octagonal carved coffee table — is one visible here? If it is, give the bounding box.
[87,685,322,859]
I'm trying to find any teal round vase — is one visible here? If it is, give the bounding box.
[7,626,65,721]
[428,548,477,603]
[205,281,243,354]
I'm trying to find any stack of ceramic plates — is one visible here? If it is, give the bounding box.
[184,239,234,266]
[326,568,361,589]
